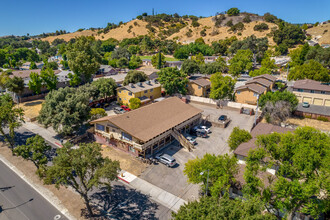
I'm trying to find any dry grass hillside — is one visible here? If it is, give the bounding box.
[306,23,330,44]
[42,16,277,45]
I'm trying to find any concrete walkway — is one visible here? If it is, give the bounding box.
[118,171,187,212]
[22,122,64,147]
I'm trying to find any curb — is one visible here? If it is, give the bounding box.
[0,155,76,220]
[117,175,130,184]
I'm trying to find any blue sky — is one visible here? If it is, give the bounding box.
[0,0,329,36]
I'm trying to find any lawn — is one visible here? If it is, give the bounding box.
[139,55,179,61]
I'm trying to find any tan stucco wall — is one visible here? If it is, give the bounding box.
[187,82,209,97]
[235,89,261,105]
[117,86,162,105]
[293,91,330,106]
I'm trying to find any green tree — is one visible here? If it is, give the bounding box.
[128,55,142,69]
[66,36,101,83]
[123,70,148,86]
[116,57,128,69]
[0,94,24,153]
[28,72,43,94]
[288,59,329,82]
[173,196,276,220]
[200,62,225,75]
[184,153,238,197]
[68,72,81,87]
[158,67,188,95]
[249,57,277,77]
[0,71,10,91]
[14,135,51,170]
[174,47,190,60]
[227,7,240,16]
[42,143,120,217]
[40,68,58,91]
[129,97,141,109]
[229,49,253,76]
[245,127,330,219]
[5,76,25,103]
[209,73,235,100]
[273,23,306,48]
[29,61,37,70]
[259,91,298,111]
[151,52,165,69]
[90,108,107,121]
[191,52,205,65]
[228,127,252,151]
[38,87,90,136]
[181,59,200,75]
[91,78,117,99]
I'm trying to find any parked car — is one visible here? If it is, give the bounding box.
[191,128,208,138]
[302,102,310,108]
[114,107,125,114]
[186,136,197,145]
[218,115,227,122]
[121,105,131,111]
[199,125,211,134]
[155,154,177,167]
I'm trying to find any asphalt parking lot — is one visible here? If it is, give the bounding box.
[139,102,255,201]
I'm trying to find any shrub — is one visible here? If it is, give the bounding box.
[304,115,312,119]
[129,98,141,109]
[317,116,329,122]
[243,15,251,23]
[226,19,233,27]
[192,20,200,27]
[230,22,244,32]
[227,8,240,16]
[200,29,207,37]
[90,108,107,121]
[254,23,269,31]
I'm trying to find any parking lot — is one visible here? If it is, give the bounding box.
[139,102,255,201]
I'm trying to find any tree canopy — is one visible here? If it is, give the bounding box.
[151,52,165,69]
[28,72,43,94]
[91,78,117,98]
[259,91,298,112]
[288,59,329,82]
[209,73,235,100]
[42,143,120,217]
[181,59,200,75]
[229,49,253,77]
[129,97,141,109]
[228,127,252,151]
[123,70,148,86]
[158,67,188,95]
[40,68,58,91]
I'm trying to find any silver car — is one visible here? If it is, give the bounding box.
[186,136,197,145]
[155,154,177,167]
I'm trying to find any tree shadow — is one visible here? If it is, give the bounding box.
[85,184,159,219]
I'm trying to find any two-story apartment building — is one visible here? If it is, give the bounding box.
[90,97,202,157]
[235,74,276,105]
[291,79,330,106]
[187,75,211,97]
[117,79,162,105]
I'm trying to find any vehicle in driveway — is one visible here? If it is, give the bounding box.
[155,153,177,167]
[121,105,131,111]
[114,107,126,114]
[190,128,208,138]
[199,125,211,133]
[218,115,227,122]
[186,136,197,145]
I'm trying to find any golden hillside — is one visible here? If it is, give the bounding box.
[306,23,330,45]
[42,16,277,45]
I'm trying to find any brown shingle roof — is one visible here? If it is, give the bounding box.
[235,83,267,94]
[11,69,61,79]
[234,123,293,157]
[253,74,277,82]
[246,78,272,87]
[292,79,330,92]
[91,97,202,142]
[191,78,211,87]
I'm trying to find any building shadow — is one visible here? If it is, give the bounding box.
[85,184,159,219]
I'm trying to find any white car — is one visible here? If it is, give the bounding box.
[199,126,211,134]
[186,136,197,145]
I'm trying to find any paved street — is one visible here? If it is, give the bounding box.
[0,160,67,220]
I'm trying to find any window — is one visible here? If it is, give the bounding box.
[298,89,304,92]
[118,90,121,93]
[321,91,325,94]
[129,146,135,153]
[144,90,147,93]
[96,124,105,131]
[253,92,259,97]
[198,86,201,89]
[106,127,110,133]
[150,89,153,92]
[119,98,122,101]
[128,92,132,96]
[122,132,132,141]
[310,90,315,93]
[112,129,115,132]
[237,91,241,95]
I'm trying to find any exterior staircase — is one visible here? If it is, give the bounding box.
[171,129,194,152]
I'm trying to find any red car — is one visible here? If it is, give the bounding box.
[121,105,131,111]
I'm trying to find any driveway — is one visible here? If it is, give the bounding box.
[139,103,255,201]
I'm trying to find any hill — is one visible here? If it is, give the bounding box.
[306,23,330,45]
[42,13,278,45]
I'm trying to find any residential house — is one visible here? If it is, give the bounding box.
[19,62,44,70]
[95,65,117,77]
[142,59,152,66]
[235,74,276,105]
[93,73,127,86]
[117,79,162,105]
[187,75,211,97]
[8,69,63,102]
[48,55,63,62]
[90,97,202,157]
[290,79,330,106]
[164,61,183,70]
[271,56,291,67]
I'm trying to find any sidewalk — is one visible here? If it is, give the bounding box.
[118,171,187,212]
[22,121,64,147]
